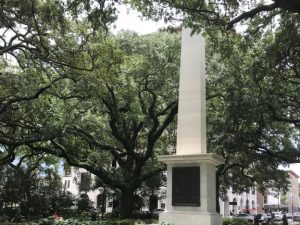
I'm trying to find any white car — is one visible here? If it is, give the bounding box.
[272,211,283,221]
[293,212,300,221]
[266,213,272,221]
[286,213,294,222]
[234,213,254,222]
[256,213,269,223]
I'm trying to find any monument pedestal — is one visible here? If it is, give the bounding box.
[160,212,222,225]
[158,154,225,225]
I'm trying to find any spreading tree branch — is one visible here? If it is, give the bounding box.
[227,3,279,30]
[0,76,69,115]
[28,142,125,189]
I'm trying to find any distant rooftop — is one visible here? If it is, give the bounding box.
[287,170,299,178]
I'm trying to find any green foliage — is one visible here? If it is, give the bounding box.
[223,218,252,225]
[79,173,92,193]
[206,25,298,195]
[77,194,93,212]
[128,0,300,32]
[280,194,288,205]
[0,223,37,225]
[39,218,158,225]
[1,0,300,219]
[0,0,110,70]
[13,30,180,218]
[0,157,76,219]
[138,171,166,210]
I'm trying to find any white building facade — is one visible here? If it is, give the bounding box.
[287,171,299,213]
[62,166,299,215]
[219,187,258,216]
[257,171,299,213]
[62,167,166,212]
[62,167,113,212]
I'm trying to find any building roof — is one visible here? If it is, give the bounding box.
[287,170,299,178]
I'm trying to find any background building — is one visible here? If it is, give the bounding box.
[257,191,281,212]
[287,171,299,213]
[62,167,112,212]
[252,171,299,213]
[219,187,257,216]
[62,166,300,214]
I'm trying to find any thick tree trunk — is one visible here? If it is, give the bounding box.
[119,188,134,219]
[21,184,31,219]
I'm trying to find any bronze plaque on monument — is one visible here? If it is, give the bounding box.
[172,166,200,206]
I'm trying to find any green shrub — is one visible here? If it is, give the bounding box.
[135,219,158,224]
[38,218,158,225]
[0,223,38,225]
[103,221,118,225]
[119,221,134,225]
[103,219,134,225]
[39,217,55,225]
[223,218,252,225]
[39,218,103,225]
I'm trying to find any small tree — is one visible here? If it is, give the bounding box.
[280,194,288,205]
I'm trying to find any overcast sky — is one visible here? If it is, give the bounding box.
[112,4,169,34]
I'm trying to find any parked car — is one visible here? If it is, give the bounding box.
[234,213,254,222]
[293,212,300,221]
[272,211,283,221]
[141,210,152,218]
[266,213,272,221]
[256,213,269,223]
[286,213,293,219]
[152,208,164,214]
[151,208,164,218]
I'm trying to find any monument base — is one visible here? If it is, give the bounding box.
[158,154,225,225]
[159,211,223,225]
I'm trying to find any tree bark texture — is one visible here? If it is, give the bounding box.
[119,187,135,219]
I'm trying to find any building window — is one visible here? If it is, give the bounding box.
[64,166,71,176]
[252,200,255,209]
[264,195,267,204]
[80,172,91,191]
[246,199,250,212]
[64,180,67,190]
[251,187,255,195]
[64,180,71,189]
[97,194,106,212]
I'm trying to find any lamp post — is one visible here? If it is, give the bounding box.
[292,193,294,215]
[277,192,280,211]
[289,192,294,214]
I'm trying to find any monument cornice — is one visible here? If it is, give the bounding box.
[158,153,225,166]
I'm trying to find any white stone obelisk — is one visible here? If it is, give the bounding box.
[158,28,225,225]
[176,27,206,155]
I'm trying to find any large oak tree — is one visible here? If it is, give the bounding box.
[5,31,180,218]
[1,0,300,218]
[206,17,300,210]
